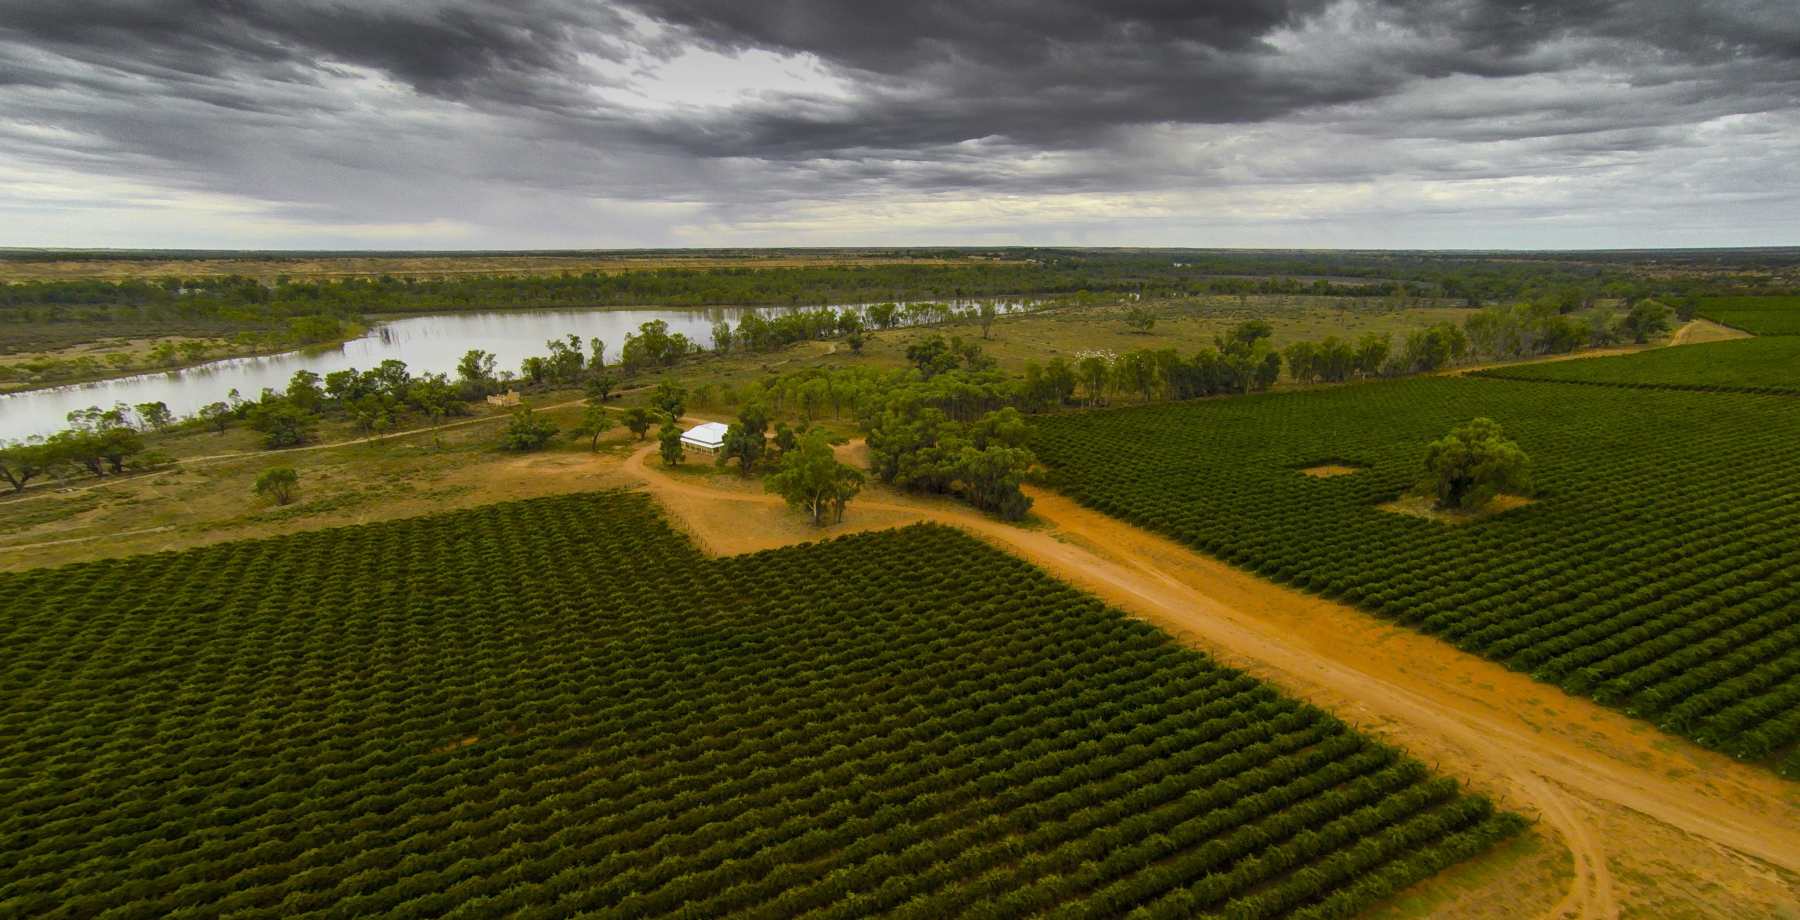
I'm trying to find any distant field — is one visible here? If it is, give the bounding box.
[1034,378,1800,774]
[1696,295,1800,335]
[859,295,1471,380]
[0,251,975,283]
[1472,337,1800,395]
[0,491,1519,917]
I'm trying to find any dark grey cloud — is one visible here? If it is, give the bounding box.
[0,0,1795,248]
[0,0,633,103]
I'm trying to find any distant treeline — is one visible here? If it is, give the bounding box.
[4,249,1794,327]
[0,261,1416,326]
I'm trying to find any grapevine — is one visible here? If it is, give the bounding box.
[1034,376,1800,772]
[0,490,1521,916]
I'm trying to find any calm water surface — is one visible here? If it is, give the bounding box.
[0,307,759,441]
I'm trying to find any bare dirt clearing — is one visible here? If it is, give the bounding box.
[1377,492,1537,524]
[623,441,1800,920]
[1300,463,1365,478]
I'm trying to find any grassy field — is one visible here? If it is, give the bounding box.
[649,295,1473,395]
[897,295,1469,374]
[0,390,628,571]
[0,490,1520,917]
[1032,377,1800,775]
[1473,337,1800,395]
[1696,295,1800,335]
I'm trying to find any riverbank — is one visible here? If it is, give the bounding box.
[0,325,368,397]
[0,300,1047,441]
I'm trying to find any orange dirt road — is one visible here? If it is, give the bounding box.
[623,443,1800,920]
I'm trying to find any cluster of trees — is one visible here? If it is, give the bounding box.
[674,339,1034,520]
[500,375,695,455]
[1464,300,1673,359]
[517,335,603,386]
[865,405,1035,520]
[864,375,1037,521]
[718,309,859,354]
[1017,322,1287,410]
[206,360,468,447]
[1283,335,1393,384]
[707,300,1015,358]
[618,321,695,371]
[0,404,167,491]
[1392,323,1471,375]
[906,334,995,378]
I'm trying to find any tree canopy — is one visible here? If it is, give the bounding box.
[716,404,770,476]
[571,403,615,451]
[764,429,864,525]
[1419,417,1532,511]
[254,467,300,505]
[500,407,558,452]
[658,419,685,467]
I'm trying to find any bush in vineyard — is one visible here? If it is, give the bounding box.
[1418,417,1532,511]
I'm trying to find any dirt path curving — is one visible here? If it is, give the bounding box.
[1669,318,1752,346]
[622,442,1799,919]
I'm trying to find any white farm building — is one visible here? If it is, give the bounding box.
[680,421,729,453]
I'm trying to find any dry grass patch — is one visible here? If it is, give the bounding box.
[1300,463,1365,478]
[1669,318,1752,346]
[1378,493,1536,525]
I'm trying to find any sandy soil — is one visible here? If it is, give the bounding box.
[1300,464,1365,478]
[622,441,1800,920]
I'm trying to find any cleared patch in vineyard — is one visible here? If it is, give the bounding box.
[1034,377,1800,776]
[1472,337,1800,395]
[0,491,1520,917]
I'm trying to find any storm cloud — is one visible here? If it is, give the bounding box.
[1,0,1796,248]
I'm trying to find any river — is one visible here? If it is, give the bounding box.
[0,302,1032,441]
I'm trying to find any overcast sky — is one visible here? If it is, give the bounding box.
[2,1,1797,250]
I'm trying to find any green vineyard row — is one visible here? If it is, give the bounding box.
[1033,377,1800,777]
[0,492,1520,917]
[1470,337,1800,395]
[1696,295,1800,336]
